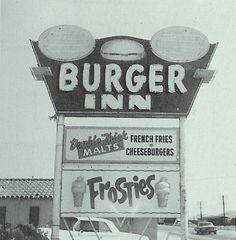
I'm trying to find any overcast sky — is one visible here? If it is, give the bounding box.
[0,0,236,217]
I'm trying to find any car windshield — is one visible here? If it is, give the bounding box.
[74,220,111,232]
[60,217,78,230]
[199,222,213,226]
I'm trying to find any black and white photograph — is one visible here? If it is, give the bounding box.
[0,1,236,240]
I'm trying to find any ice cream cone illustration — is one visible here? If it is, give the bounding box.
[155,177,170,208]
[71,176,86,207]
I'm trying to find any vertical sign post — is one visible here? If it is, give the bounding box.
[179,116,188,240]
[52,115,64,240]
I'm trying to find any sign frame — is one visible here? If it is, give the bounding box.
[63,126,180,164]
[60,168,180,218]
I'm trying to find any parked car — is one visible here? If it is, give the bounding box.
[40,216,149,240]
[174,219,195,227]
[194,221,217,234]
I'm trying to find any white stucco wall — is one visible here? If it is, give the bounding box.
[0,198,52,228]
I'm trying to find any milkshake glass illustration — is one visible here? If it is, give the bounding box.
[71,176,86,207]
[155,177,170,208]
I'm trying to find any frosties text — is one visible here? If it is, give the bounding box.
[87,174,156,209]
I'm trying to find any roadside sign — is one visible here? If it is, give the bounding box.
[30,25,217,240]
[61,168,180,217]
[31,25,217,118]
[64,127,179,163]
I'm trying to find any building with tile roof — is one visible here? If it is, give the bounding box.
[0,178,53,199]
[0,178,53,228]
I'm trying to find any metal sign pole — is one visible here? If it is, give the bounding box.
[52,115,65,240]
[179,116,188,240]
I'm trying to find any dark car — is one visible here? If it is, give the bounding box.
[194,222,217,234]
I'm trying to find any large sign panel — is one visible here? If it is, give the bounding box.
[61,169,180,217]
[31,25,217,117]
[64,127,179,163]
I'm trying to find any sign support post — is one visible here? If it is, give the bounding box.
[179,116,188,240]
[52,115,65,240]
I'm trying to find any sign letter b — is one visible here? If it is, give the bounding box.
[59,63,78,91]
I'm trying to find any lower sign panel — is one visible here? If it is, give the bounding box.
[61,169,180,217]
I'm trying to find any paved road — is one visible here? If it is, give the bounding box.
[157,225,236,240]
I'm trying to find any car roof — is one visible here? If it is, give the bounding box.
[199,221,213,224]
[62,216,111,222]
[62,216,120,233]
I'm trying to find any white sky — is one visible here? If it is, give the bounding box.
[0,0,236,217]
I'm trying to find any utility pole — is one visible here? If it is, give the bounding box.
[222,195,226,226]
[200,202,203,221]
